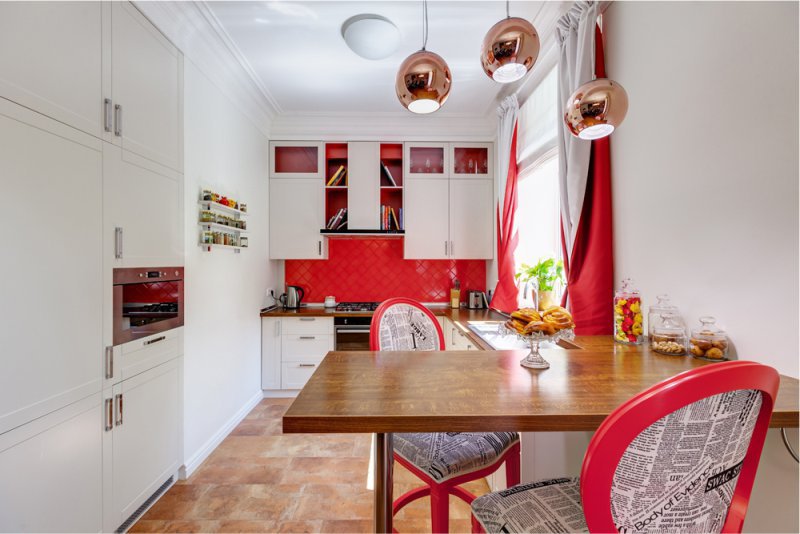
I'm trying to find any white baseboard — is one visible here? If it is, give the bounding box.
[180,389,264,478]
[262,389,298,398]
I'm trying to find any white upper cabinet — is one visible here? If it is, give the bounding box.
[404,142,449,180]
[270,141,325,179]
[111,1,182,172]
[449,179,494,259]
[0,101,103,435]
[104,144,184,268]
[270,178,327,259]
[0,2,103,137]
[450,142,494,180]
[347,142,381,229]
[404,178,450,259]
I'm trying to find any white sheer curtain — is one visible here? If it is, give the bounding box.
[496,95,519,218]
[556,0,597,256]
[518,67,558,174]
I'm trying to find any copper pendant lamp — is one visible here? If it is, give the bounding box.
[564,78,628,140]
[396,0,451,114]
[480,1,539,83]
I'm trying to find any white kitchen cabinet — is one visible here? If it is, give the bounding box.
[261,318,282,390]
[281,362,321,390]
[347,142,381,229]
[443,318,476,351]
[269,178,327,259]
[0,1,104,138]
[449,179,494,259]
[404,178,450,259]
[404,142,449,180]
[103,359,180,531]
[105,328,182,389]
[110,1,182,171]
[449,142,494,180]
[0,100,103,435]
[104,144,184,268]
[270,141,325,179]
[0,395,103,533]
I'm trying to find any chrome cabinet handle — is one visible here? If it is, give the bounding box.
[144,335,166,346]
[298,364,316,368]
[318,240,322,256]
[299,336,316,340]
[451,328,456,346]
[300,318,315,322]
[105,346,113,379]
[445,241,448,256]
[105,398,113,431]
[114,394,123,426]
[114,227,123,259]
[104,99,112,132]
[114,104,122,136]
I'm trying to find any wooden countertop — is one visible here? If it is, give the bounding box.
[283,346,799,434]
[260,304,506,322]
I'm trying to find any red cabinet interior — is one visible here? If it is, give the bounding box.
[380,143,403,187]
[325,143,348,227]
[453,146,489,174]
[274,145,319,174]
[409,146,444,174]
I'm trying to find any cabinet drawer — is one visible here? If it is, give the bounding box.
[116,328,181,383]
[282,317,333,335]
[282,334,332,362]
[281,362,320,390]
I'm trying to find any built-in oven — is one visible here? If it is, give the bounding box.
[113,267,184,345]
[334,316,372,351]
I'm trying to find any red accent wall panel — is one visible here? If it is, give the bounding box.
[285,238,486,303]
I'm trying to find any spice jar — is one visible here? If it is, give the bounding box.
[200,210,215,223]
[648,294,681,340]
[614,278,643,344]
[240,236,248,248]
[650,313,687,355]
[689,316,729,360]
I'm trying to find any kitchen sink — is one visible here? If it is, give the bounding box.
[466,321,558,351]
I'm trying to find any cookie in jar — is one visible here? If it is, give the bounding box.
[614,278,644,344]
[689,316,729,360]
[650,314,687,356]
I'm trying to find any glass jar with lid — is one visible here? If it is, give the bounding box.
[650,313,687,355]
[648,294,681,340]
[689,316,729,360]
[614,278,644,344]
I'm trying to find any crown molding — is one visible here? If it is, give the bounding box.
[269,111,496,142]
[133,1,277,138]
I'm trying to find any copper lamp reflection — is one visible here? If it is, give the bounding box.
[480,17,540,83]
[395,50,452,114]
[564,78,629,140]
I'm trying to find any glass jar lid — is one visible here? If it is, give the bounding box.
[649,294,677,314]
[616,278,640,299]
[654,313,686,336]
[691,316,726,340]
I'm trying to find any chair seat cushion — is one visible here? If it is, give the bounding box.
[393,432,519,483]
[471,477,588,533]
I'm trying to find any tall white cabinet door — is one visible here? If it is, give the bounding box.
[449,179,494,259]
[104,144,184,267]
[111,360,179,528]
[404,179,450,259]
[111,1,181,171]
[347,142,380,229]
[262,318,282,390]
[269,179,327,259]
[0,101,102,435]
[0,396,102,533]
[0,2,103,138]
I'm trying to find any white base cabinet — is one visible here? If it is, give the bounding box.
[0,396,103,533]
[261,318,282,390]
[103,359,180,531]
[443,318,478,351]
[262,317,334,390]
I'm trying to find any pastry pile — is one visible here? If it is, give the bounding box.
[505,306,575,336]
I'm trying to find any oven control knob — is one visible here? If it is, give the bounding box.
[139,273,144,278]
[175,271,179,276]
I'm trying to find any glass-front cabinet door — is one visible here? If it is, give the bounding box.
[269,141,324,179]
[404,142,449,179]
[450,142,493,180]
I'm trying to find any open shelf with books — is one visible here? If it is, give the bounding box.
[380,143,404,232]
[324,143,348,231]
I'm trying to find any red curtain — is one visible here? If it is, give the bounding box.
[560,25,614,334]
[491,123,520,313]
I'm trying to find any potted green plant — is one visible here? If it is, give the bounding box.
[516,258,565,311]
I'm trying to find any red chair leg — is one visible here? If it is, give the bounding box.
[471,514,484,533]
[430,485,450,533]
[504,443,521,486]
[393,485,431,516]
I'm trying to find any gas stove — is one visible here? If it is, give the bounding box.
[335,301,380,312]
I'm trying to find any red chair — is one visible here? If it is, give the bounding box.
[371,298,521,533]
[471,360,779,533]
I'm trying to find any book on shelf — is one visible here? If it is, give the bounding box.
[390,207,400,231]
[327,207,347,229]
[399,207,404,230]
[327,165,346,186]
[380,161,397,186]
[335,218,347,230]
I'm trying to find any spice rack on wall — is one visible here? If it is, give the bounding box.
[198,188,249,252]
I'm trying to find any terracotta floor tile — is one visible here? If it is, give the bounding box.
[293,484,373,520]
[215,519,279,533]
[319,519,373,533]
[281,457,371,485]
[131,519,219,533]
[275,520,323,533]
[192,458,291,485]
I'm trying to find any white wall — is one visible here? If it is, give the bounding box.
[182,60,278,473]
[605,2,798,531]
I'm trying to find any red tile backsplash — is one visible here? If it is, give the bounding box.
[285,238,486,303]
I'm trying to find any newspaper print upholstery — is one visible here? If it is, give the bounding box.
[471,477,587,533]
[470,389,763,534]
[394,432,520,483]
[376,303,440,351]
[611,389,762,533]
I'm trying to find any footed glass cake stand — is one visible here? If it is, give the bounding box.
[503,325,575,369]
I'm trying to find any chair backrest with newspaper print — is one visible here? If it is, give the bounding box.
[610,389,762,533]
[371,299,443,352]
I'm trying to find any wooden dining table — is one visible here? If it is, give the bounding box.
[282,338,799,533]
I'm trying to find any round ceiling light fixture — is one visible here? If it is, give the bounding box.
[564,78,629,140]
[341,14,400,60]
[396,0,451,114]
[480,1,540,84]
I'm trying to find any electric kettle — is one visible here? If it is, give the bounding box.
[280,285,305,309]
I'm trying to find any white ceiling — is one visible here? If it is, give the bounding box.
[205,1,563,118]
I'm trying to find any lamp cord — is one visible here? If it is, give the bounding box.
[422,0,429,50]
[506,0,510,18]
